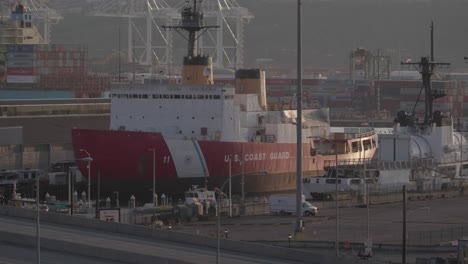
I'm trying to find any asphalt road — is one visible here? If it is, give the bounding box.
[0,242,128,264]
[0,216,311,264]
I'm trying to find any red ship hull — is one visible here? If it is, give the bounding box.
[71,129,341,199]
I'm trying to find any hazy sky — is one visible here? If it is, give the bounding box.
[51,0,468,71]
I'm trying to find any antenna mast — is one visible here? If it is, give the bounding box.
[401,21,449,126]
[162,0,219,58]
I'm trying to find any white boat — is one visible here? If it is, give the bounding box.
[304,52,468,198]
[378,54,468,191]
[302,159,434,199]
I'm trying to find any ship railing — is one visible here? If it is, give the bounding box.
[331,129,376,141]
[323,158,372,169]
[330,158,436,171]
[438,155,463,164]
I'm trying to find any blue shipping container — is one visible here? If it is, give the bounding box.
[0,90,74,99]
[7,44,35,53]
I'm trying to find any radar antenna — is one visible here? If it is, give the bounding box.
[401,21,450,126]
[162,0,219,58]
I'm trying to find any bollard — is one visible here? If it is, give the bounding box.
[45,193,50,203]
[130,195,136,209]
[81,191,87,205]
[106,197,111,208]
[73,191,78,206]
[161,193,166,206]
[154,193,158,206]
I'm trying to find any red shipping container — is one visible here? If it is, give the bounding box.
[266,79,293,85]
[7,67,36,75]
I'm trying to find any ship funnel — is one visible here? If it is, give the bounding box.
[235,69,267,110]
[181,55,213,85]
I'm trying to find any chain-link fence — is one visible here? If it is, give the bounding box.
[408,225,468,246]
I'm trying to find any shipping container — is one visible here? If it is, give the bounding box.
[7,44,34,53]
[7,75,36,83]
[7,52,34,60]
[6,60,34,68]
[7,67,35,75]
[0,89,73,99]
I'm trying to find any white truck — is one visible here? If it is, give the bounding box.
[270,194,317,216]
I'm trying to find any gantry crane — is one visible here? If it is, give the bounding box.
[82,0,252,71]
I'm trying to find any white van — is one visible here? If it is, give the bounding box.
[270,194,317,216]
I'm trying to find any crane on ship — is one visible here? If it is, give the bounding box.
[78,0,252,71]
[0,0,62,43]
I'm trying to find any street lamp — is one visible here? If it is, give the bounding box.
[228,157,232,217]
[36,167,41,264]
[288,233,292,248]
[310,136,339,256]
[224,229,229,240]
[216,170,268,264]
[68,166,77,216]
[148,148,156,209]
[79,149,93,209]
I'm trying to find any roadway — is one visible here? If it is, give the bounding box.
[0,242,127,264]
[0,215,313,264]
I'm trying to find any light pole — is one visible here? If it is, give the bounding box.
[79,149,93,209]
[240,144,245,203]
[310,136,339,256]
[228,157,232,218]
[68,166,78,216]
[36,168,41,264]
[216,170,268,264]
[295,0,304,236]
[149,148,156,208]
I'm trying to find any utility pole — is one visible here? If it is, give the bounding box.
[96,171,100,219]
[402,185,407,264]
[295,0,304,236]
[36,169,40,264]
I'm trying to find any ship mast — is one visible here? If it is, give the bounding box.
[162,0,219,85]
[162,0,219,59]
[401,22,449,126]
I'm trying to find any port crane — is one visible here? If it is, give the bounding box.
[0,0,62,43]
[79,0,252,70]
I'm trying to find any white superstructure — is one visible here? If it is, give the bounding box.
[109,83,330,143]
